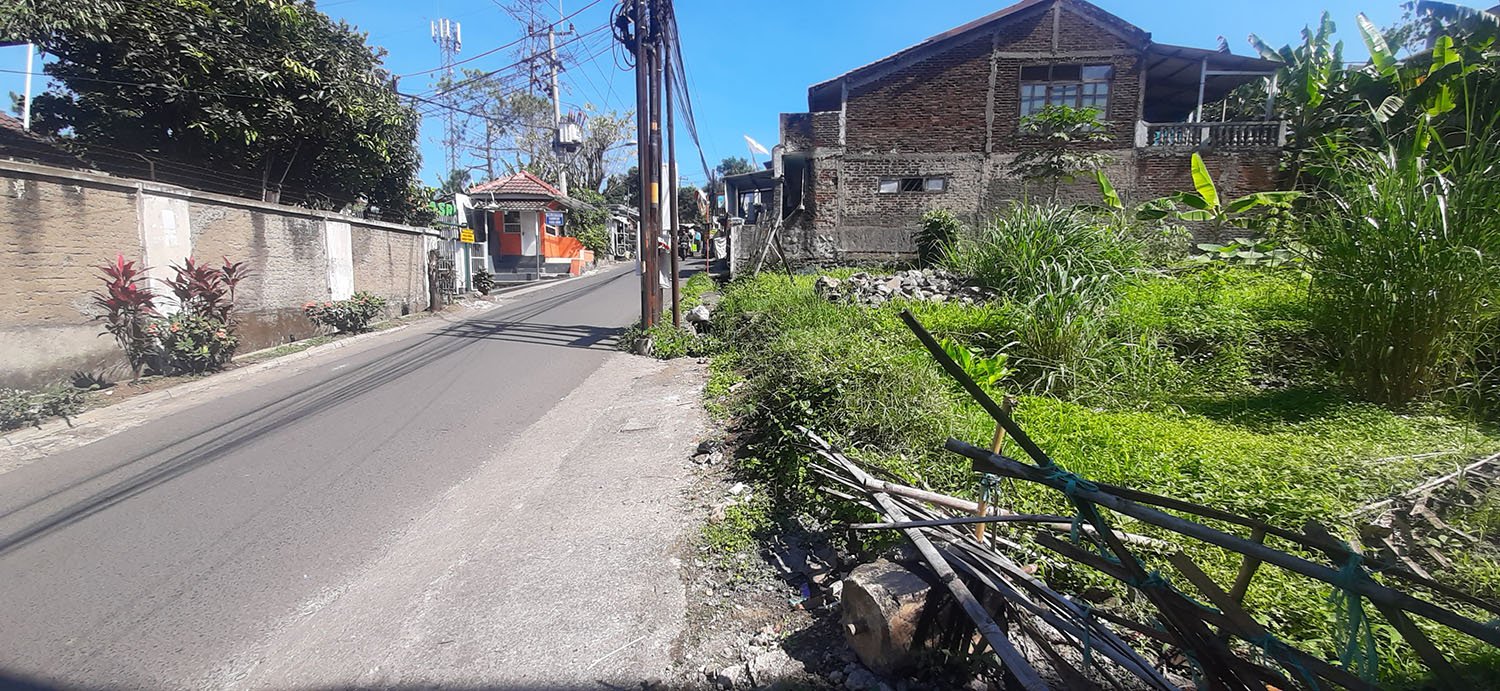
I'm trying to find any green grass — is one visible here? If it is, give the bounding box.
[707,265,1500,684]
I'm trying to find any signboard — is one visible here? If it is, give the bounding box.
[458,228,476,243]
[545,211,565,227]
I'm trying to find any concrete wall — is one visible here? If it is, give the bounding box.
[0,159,439,389]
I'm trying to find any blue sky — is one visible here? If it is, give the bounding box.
[0,0,1474,187]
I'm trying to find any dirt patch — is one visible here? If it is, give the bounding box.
[669,449,844,689]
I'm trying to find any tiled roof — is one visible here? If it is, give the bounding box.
[474,199,555,211]
[0,113,89,169]
[468,171,564,197]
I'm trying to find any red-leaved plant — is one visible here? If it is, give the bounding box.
[92,255,158,377]
[155,257,253,373]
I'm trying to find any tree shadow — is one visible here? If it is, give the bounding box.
[1176,386,1352,427]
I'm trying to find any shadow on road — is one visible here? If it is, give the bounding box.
[0,269,632,560]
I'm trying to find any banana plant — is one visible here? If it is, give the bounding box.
[940,337,1014,391]
[1354,14,1482,154]
[1248,12,1349,182]
[1134,154,1302,240]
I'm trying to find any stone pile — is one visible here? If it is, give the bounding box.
[813,269,989,307]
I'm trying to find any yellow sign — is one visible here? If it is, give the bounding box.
[459,228,476,243]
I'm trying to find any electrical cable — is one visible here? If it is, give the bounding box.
[418,22,611,100]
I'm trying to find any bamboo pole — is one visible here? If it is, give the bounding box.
[947,439,1500,650]
[841,460,1049,690]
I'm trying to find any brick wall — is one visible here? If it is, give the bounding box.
[756,0,1281,266]
[781,113,815,151]
[844,34,993,153]
[0,173,142,387]
[811,112,840,149]
[0,160,438,389]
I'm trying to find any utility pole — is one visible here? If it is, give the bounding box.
[631,0,654,327]
[21,44,34,131]
[547,4,573,196]
[648,7,666,325]
[665,47,682,327]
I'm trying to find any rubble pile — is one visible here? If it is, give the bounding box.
[813,269,989,307]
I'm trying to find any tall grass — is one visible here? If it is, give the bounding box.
[942,204,1142,300]
[1304,143,1500,405]
[943,204,1144,395]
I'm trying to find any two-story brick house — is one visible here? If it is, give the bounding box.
[726,0,1285,265]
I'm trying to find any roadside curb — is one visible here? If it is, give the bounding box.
[0,265,614,461]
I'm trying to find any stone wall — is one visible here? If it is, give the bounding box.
[0,159,439,389]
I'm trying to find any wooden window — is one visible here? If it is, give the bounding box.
[503,210,522,233]
[877,176,948,194]
[1019,64,1113,117]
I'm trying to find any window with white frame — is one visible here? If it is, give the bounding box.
[1019,64,1112,117]
[503,211,522,233]
[877,176,947,194]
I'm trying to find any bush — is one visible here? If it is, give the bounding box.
[915,210,961,267]
[942,203,1142,300]
[149,312,240,373]
[473,270,494,294]
[1,386,84,430]
[305,292,387,333]
[622,321,710,359]
[1303,146,1500,404]
[94,255,249,377]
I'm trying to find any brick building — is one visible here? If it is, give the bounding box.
[726,0,1285,265]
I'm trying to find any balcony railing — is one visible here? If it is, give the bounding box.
[1135,121,1287,149]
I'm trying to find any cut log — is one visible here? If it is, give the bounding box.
[840,559,934,676]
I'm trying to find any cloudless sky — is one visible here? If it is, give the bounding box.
[1,0,1481,188]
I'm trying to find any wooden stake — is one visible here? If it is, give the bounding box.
[976,397,1016,543]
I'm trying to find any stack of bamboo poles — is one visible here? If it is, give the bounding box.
[806,310,1500,690]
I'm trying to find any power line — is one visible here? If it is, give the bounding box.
[658,0,714,187]
[0,68,271,101]
[419,22,611,100]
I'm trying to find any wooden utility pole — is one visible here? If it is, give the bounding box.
[646,7,664,325]
[631,0,655,327]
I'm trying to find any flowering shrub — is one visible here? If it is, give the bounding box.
[304,292,387,333]
[92,255,159,375]
[150,312,240,373]
[95,255,250,376]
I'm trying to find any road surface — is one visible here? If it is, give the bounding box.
[0,263,707,690]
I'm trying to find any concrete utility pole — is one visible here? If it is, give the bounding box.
[21,44,33,131]
[548,6,568,196]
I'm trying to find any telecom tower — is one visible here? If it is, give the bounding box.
[431,18,463,180]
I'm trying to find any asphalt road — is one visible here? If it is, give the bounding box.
[0,263,704,690]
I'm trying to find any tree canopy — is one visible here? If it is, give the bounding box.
[5,0,427,221]
[715,156,753,177]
